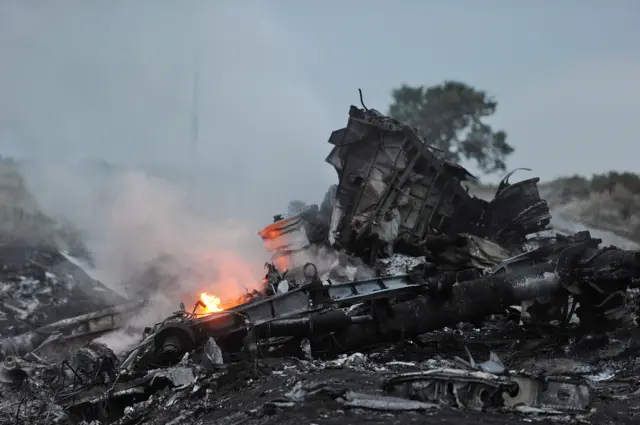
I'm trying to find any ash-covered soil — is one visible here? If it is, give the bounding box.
[100,319,640,425]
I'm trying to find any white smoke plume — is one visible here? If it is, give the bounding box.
[0,1,338,350]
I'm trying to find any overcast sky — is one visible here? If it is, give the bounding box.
[0,0,639,209]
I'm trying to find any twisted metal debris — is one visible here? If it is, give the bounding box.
[2,95,640,425]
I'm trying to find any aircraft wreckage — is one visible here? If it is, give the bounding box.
[2,96,640,425]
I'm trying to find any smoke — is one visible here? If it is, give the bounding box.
[0,1,338,329]
[288,244,376,282]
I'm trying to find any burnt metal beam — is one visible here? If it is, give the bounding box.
[314,263,560,355]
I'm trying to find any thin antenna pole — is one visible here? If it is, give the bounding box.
[188,47,200,206]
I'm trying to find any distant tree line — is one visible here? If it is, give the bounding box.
[387,81,513,175]
[553,172,640,234]
[554,172,640,200]
[387,81,640,201]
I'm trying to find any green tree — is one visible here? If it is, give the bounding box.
[388,81,514,174]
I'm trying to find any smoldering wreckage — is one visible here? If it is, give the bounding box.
[3,97,640,425]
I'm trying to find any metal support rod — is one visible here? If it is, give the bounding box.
[317,263,561,355]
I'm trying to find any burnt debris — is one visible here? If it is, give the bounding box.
[323,104,551,261]
[3,98,640,425]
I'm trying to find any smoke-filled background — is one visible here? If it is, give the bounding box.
[0,1,337,317]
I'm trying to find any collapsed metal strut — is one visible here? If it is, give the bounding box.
[149,231,640,365]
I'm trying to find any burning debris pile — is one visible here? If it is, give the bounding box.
[3,97,640,425]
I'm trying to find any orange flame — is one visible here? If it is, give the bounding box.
[191,249,264,315]
[200,292,224,313]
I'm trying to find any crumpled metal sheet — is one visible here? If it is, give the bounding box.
[384,368,591,412]
[200,337,224,371]
[339,390,438,411]
[377,254,428,276]
[465,234,511,268]
[501,375,591,411]
[148,366,196,390]
[271,380,438,412]
[455,348,506,375]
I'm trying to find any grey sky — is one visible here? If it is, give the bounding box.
[0,0,639,213]
[270,0,640,182]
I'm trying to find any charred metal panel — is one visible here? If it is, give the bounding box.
[326,105,478,249]
[481,177,553,248]
[258,214,310,253]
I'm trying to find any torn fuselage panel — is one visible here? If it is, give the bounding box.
[258,213,311,254]
[326,105,479,255]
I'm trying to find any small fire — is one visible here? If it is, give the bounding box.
[200,292,224,313]
[192,249,265,315]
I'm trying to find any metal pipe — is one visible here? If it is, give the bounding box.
[255,311,372,339]
[317,263,560,355]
